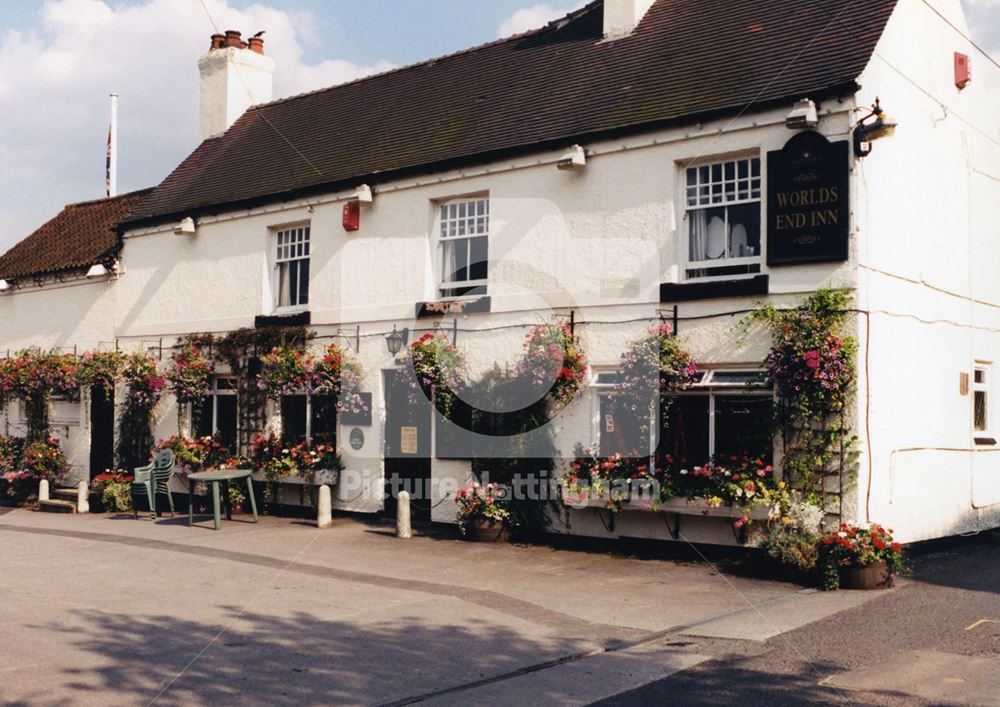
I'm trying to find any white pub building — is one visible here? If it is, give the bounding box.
[1,0,998,545]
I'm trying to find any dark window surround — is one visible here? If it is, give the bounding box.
[255,311,311,328]
[415,295,491,319]
[660,275,768,303]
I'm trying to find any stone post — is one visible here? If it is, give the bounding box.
[317,484,333,529]
[77,480,90,513]
[397,490,412,539]
[39,479,49,502]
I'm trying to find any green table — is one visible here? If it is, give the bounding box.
[188,469,258,530]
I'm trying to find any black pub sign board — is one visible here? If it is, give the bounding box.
[766,131,849,266]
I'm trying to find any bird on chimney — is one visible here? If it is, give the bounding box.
[252,30,265,38]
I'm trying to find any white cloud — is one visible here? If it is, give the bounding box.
[0,0,394,252]
[497,2,586,38]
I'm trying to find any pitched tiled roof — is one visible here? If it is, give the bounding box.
[126,0,897,228]
[0,189,151,280]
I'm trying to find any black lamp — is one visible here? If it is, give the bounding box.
[385,326,409,355]
[853,98,897,157]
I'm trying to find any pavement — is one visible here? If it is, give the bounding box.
[0,507,995,705]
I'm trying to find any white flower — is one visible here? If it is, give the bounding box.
[679,469,688,475]
[837,531,847,538]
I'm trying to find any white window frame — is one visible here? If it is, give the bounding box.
[973,362,992,441]
[435,196,489,299]
[667,369,773,460]
[682,155,763,282]
[590,369,625,452]
[198,377,237,439]
[273,224,311,312]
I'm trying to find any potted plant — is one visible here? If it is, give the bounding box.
[818,523,905,590]
[90,470,134,512]
[455,481,512,542]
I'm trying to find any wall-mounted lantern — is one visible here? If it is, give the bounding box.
[385,325,409,355]
[853,98,897,157]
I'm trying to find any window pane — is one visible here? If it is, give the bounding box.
[195,398,214,438]
[660,395,710,466]
[469,236,488,281]
[710,371,766,386]
[298,258,310,305]
[217,396,238,451]
[727,202,761,258]
[689,206,727,262]
[714,396,773,462]
[974,390,987,431]
[975,369,985,384]
[281,395,308,444]
[600,395,647,457]
[278,262,290,307]
[311,394,338,446]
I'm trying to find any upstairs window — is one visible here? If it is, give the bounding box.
[275,226,310,309]
[438,198,489,299]
[685,157,761,280]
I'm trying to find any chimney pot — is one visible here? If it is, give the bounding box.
[224,30,242,48]
[248,36,265,54]
[210,33,225,50]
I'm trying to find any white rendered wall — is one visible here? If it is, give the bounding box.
[851,0,1000,541]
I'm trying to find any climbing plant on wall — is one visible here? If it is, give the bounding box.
[0,349,79,441]
[116,352,166,470]
[746,289,858,514]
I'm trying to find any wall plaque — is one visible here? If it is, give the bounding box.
[767,131,849,266]
[349,427,365,451]
[400,426,418,455]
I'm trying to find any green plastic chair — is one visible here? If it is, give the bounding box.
[132,449,176,521]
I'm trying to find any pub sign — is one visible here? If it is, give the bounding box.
[766,131,849,265]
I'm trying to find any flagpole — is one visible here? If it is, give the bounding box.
[107,92,118,198]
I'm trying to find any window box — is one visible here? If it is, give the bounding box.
[563,494,774,520]
[251,468,339,486]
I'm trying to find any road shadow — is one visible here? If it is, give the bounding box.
[905,529,1000,595]
[22,606,579,706]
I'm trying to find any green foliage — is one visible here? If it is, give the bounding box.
[745,289,859,505]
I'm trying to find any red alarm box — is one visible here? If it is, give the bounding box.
[955,52,971,89]
[343,201,360,231]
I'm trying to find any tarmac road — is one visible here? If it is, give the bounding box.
[593,530,1000,706]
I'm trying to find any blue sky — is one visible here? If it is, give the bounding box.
[0,0,997,252]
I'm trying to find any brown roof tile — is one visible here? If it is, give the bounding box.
[0,189,151,280]
[126,0,897,227]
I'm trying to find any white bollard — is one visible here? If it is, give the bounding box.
[39,479,49,502]
[317,484,333,529]
[397,490,412,539]
[77,480,90,513]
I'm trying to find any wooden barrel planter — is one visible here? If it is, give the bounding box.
[468,518,510,543]
[840,560,891,590]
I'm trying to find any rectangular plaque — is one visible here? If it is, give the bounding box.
[767,131,850,266]
[400,426,418,455]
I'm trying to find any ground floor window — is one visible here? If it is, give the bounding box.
[280,393,337,445]
[661,370,773,466]
[195,377,238,450]
[594,369,774,464]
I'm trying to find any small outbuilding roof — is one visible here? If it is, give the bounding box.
[0,189,151,280]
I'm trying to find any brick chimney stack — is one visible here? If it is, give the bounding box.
[198,30,274,140]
